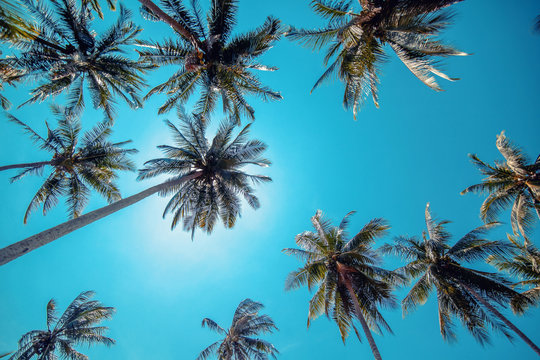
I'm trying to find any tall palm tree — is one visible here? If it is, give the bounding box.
[283,210,402,360]
[461,131,540,241]
[5,0,151,123]
[287,0,467,118]
[197,298,278,360]
[9,291,115,360]
[136,0,283,123]
[488,235,540,310]
[0,109,271,266]
[0,106,137,223]
[381,203,540,355]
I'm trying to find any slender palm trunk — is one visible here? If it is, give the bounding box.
[460,282,540,357]
[0,172,201,266]
[138,0,203,50]
[0,161,51,172]
[337,262,383,360]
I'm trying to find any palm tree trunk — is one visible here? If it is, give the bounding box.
[460,282,540,357]
[0,172,201,266]
[337,262,383,360]
[0,161,51,172]
[138,0,203,50]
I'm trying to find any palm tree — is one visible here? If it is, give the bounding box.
[461,131,540,241]
[381,203,540,355]
[283,210,402,360]
[197,298,278,360]
[136,0,283,123]
[286,0,467,118]
[0,109,271,266]
[5,0,151,123]
[9,291,115,360]
[489,235,540,310]
[1,106,137,223]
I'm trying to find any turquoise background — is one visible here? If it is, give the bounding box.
[0,1,539,359]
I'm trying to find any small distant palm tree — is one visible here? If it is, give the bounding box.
[287,0,467,118]
[0,109,271,265]
[0,105,137,223]
[461,131,540,241]
[136,0,283,123]
[381,203,540,355]
[6,0,150,122]
[489,235,540,310]
[9,291,115,360]
[197,298,278,360]
[283,210,402,360]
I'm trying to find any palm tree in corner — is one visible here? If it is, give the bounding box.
[1,106,137,223]
[137,0,283,123]
[9,291,115,360]
[488,235,540,311]
[286,0,467,118]
[283,210,402,360]
[0,109,271,266]
[461,131,539,242]
[6,0,151,123]
[197,298,278,360]
[381,203,540,356]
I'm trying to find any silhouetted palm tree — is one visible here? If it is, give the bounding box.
[381,203,540,356]
[1,106,137,223]
[489,235,540,311]
[287,0,467,118]
[6,0,150,122]
[284,210,402,360]
[197,298,278,360]
[0,109,271,266]
[137,0,282,123]
[462,131,539,241]
[9,291,115,360]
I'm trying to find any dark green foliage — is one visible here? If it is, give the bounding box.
[462,131,540,241]
[283,210,402,343]
[138,108,271,237]
[381,203,531,344]
[137,0,283,123]
[6,0,151,122]
[197,299,278,360]
[9,291,115,360]
[7,105,137,222]
[489,235,540,313]
[287,0,466,118]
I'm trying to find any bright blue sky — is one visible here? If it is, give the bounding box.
[1,0,539,359]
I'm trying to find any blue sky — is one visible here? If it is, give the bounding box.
[1,0,539,359]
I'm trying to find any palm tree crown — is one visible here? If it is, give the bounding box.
[283,210,401,360]
[461,131,540,241]
[6,106,137,223]
[6,0,151,122]
[489,235,540,311]
[287,0,467,118]
[138,108,271,237]
[381,203,531,344]
[9,291,115,360]
[197,298,278,360]
[137,0,283,123]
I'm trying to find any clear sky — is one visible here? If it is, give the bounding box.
[1,0,539,359]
